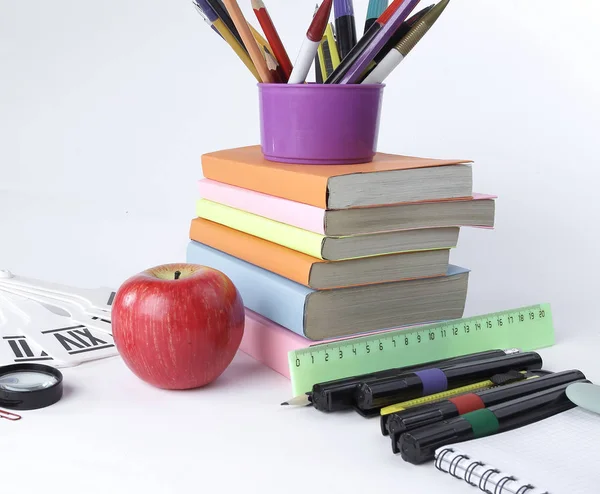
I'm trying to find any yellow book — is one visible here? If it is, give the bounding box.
[197,199,323,258]
[195,199,460,261]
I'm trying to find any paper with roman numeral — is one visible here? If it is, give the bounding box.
[0,292,118,367]
[0,270,115,313]
[0,287,112,334]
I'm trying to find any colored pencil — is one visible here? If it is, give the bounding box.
[333,0,421,84]
[250,24,273,55]
[221,0,274,82]
[264,50,283,83]
[191,0,450,85]
[206,0,246,48]
[288,0,334,84]
[193,0,260,81]
[364,0,388,33]
[358,3,433,82]
[193,0,223,38]
[252,0,293,81]
[362,0,449,84]
[262,45,286,82]
[374,3,433,64]
[333,0,357,59]
[325,0,400,84]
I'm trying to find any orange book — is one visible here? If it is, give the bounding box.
[189,218,450,290]
[201,145,473,209]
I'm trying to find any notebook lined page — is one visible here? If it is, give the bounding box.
[437,407,600,494]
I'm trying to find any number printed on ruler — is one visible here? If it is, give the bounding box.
[288,304,554,396]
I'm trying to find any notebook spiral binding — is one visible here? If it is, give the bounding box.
[434,448,551,494]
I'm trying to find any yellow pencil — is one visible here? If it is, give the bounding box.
[221,0,274,82]
[193,0,260,81]
[249,23,273,56]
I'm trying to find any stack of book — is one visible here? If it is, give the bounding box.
[186,145,495,378]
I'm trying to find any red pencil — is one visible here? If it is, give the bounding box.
[251,0,293,81]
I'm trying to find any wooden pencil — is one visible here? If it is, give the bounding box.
[193,0,260,81]
[252,0,293,80]
[250,23,273,56]
[264,50,283,83]
[221,0,274,82]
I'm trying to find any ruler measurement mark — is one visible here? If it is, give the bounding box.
[289,304,555,396]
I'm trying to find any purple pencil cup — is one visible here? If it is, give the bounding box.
[258,83,385,165]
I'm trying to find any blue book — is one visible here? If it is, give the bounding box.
[187,241,469,341]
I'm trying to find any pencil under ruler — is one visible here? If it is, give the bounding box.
[288,304,554,396]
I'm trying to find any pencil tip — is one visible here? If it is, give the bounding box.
[281,394,312,407]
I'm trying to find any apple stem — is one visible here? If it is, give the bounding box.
[174,270,181,280]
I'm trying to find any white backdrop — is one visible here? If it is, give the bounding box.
[2,3,600,494]
[1,1,599,336]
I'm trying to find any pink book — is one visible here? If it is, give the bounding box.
[198,179,496,235]
[239,309,431,379]
[239,310,308,379]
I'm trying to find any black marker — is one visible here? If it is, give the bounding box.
[385,369,585,452]
[354,352,543,413]
[379,369,533,434]
[282,349,518,411]
[334,0,357,59]
[324,7,384,84]
[398,379,589,464]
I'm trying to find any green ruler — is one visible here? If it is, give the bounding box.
[288,303,555,396]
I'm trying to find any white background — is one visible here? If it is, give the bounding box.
[1,1,600,493]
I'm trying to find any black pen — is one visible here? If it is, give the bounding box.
[334,0,357,59]
[385,369,586,452]
[282,349,519,411]
[354,352,543,413]
[398,379,589,464]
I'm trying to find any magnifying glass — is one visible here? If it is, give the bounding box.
[0,363,63,411]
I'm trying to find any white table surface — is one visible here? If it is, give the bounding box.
[3,1,600,491]
[2,190,599,494]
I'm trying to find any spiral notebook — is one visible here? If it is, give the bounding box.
[434,407,600,494]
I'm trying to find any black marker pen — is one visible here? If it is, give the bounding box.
[283,349,518,411]
[386,369,585,452]
[398,379,589,464]
[354,351,543,413]
[334,0,357,59]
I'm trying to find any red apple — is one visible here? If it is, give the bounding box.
[111,263,245,390]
